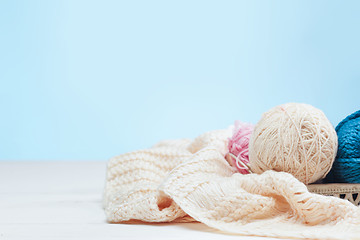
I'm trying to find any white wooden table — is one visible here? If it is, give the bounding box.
[0,161,280,240]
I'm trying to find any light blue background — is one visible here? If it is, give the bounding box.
[1,0,359,160]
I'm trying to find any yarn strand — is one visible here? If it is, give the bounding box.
[249,103,337,184]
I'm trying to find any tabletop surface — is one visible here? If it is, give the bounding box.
[0,161,283,240]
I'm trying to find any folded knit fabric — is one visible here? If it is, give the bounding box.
[103,128,360,239]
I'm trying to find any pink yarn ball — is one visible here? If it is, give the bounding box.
[227,121,254,174]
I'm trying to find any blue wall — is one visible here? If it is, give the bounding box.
[1,0,359,160]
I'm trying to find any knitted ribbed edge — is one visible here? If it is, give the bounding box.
[335,110,360,133]
[103,128,360,239]
[325,110,360,183]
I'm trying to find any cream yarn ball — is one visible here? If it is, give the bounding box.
[249,103,338,184]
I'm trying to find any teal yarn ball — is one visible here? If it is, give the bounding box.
[326,110,360,183]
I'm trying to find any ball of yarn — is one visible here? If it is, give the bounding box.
[326,110,360,183]
[249,103,338,184]
[227,121,254,174]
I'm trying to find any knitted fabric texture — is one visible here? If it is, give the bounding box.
[326,110,360,183]
[103,129,360,239]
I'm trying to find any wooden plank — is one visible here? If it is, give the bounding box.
[0,161,107,194]
[1,223,275,240]
[0,161,279,240]
[0,193,104,224]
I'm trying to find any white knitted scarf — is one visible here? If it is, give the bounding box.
[103,128,360,239]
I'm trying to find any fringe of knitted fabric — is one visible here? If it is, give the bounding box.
[103,129,360,239]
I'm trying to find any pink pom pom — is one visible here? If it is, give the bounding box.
[227,121,254,174]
